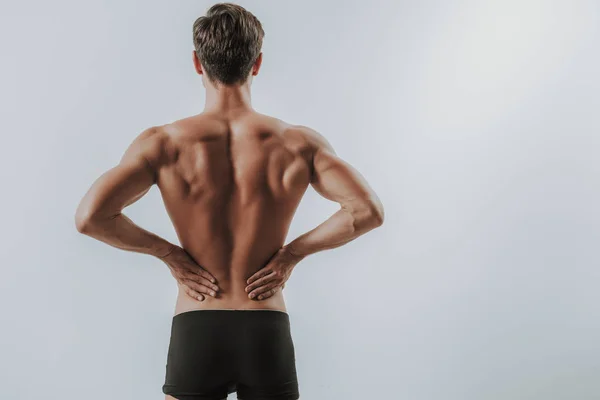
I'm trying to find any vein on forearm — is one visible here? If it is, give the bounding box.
[82,212,173,258]
[287,205,370,257]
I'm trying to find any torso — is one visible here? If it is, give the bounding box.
[155,109,313,316]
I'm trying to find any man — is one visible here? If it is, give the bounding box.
[75,3,384,400]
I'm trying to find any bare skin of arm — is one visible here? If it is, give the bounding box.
[74,127,220,301]
[245,127,384,299]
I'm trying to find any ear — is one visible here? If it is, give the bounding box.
[192,50,203,75]
[252,52,263,76]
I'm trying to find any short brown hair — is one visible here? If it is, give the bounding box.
[193,3,264,85]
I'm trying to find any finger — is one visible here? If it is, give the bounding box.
[194,267,218,284]
[245,271,276,294]
[172,267,219,293]
[186,273,220,292]
[246,267,273,285]
[257,287,280,300]
[249,280,280,299]
[183,285,205,302]
[182,279,218,298]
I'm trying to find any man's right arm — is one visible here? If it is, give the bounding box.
[283,126,385,259]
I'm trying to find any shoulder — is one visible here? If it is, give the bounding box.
[122,125,173,169]
[283,124,336,155]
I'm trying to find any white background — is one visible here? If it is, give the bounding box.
[1,1,599,399]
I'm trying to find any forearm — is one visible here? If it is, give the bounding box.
[76,212,175,259]
[285,202,383,258]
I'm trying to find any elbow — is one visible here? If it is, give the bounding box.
[373,208,385,228]
[74,207,97,234]
[74,213,91,234]
[368,200,385,228]
[347,197,385,232]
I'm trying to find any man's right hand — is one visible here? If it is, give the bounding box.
[159,245,220,301]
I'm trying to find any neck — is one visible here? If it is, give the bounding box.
[203,81,253,114]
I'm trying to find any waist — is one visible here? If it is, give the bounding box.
[173,283,287,316]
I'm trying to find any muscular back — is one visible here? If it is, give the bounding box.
[155,111,312,303]
[76,105,382,312]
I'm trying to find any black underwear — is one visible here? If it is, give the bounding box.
[162,309,300,400]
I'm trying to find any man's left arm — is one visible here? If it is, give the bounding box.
[74,126,174,258]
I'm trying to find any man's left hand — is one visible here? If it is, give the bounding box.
[245,246,304,300]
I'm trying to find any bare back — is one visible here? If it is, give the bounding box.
[156,111,312,313]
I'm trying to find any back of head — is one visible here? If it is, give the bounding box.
[193,3,264,86]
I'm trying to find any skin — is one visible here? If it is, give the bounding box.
[74,51,385,321]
